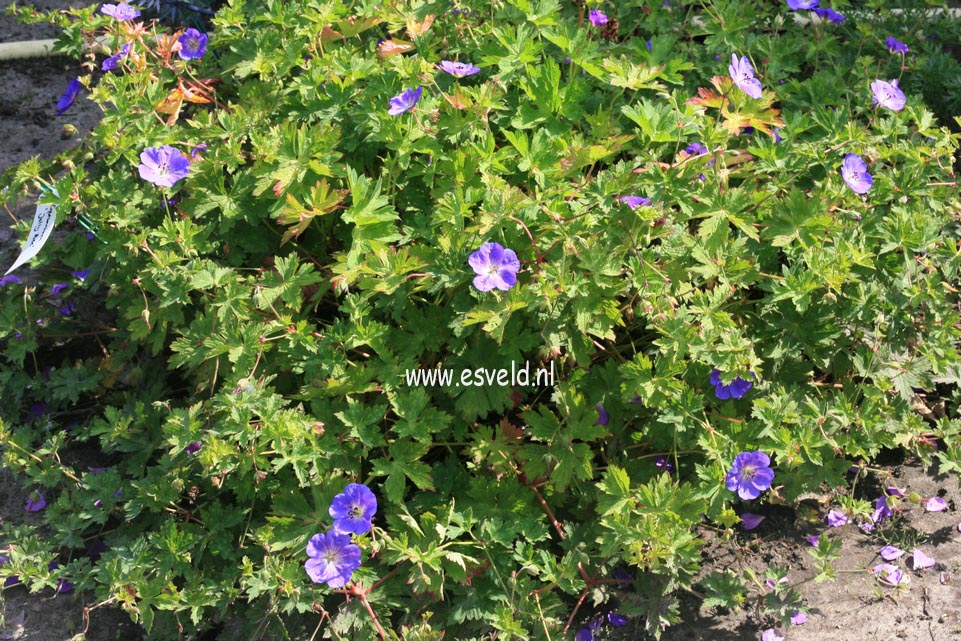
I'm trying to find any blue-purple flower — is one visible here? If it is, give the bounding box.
[329,483,378,535]
[871,78,906,112]
[786,0,818,8]
[575,618,602,641]
[826,509,847,527]
[608,612,628,627]
[71,269,90,281]
[741,512,765,530]
[100,2,140,20]
[728,54,762,99]
[813,7,845,23]
[102,43,130,71]
[177,28,207,60]
[56,78,83,115]
[886,37,909,54]
[0,275,22,287]
[595,402,609,426]
[388,87,423,116]
[685,142,708,156]
[185,441,202,455]
[619,195,651,209]
[588,10,608,27]
[0,555,19,587]
[841,153,872,194]
[468,242,520,292]
[710,369,753,399]
[25,492,46,512]
[305,531,362,588]
[791,611,808,626]
[138,145,190,188]
[725,451,775,500]
[872,494,893,523]
[50,282,69,295]
[438,60,481,77]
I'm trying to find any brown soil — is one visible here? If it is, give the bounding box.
[605,458,961,641]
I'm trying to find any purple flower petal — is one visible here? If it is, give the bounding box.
[741,512,765,530]
[619,195,651,209]
[438,60,481,77]
[790,611,807,625]
[305,530,362,588]
[25,492,46,512]
[56,78,83,115]
[826,510,847,527]
[879,545,904,561]
[841,153,872,194]
[870,79,906,112]
[102,42,131,71]
[595,402,609,426]
[925,496,948,512]
[761,629,785,641]
[909,549,935,570]
[177,28,208,60]
[886,37,909,54]
[468,242,520,292]
[388,86,423,116]
[0,275,23,286]
[806,535,820,547]
[329,483,378,535]
[729,54,762,99]
[100,2,140,20]
[138,145,190,188]
[588,10,608,27]
[725,451,774,500]
[872,563,909,587]
[608,611,628,627]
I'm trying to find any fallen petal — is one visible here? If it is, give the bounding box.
[872,563,909,587]
[880,545,904,561]
[909,548,936,570]
[925,496,948,512]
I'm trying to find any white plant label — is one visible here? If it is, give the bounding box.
[5,203,57,276]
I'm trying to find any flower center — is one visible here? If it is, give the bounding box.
[188,37,200,50]
[324,548,341,564]
[741,465,756,480]
[349,504,364,519]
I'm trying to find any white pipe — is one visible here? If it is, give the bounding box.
[0,39,58,61]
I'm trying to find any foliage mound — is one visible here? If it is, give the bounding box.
[2,0,961,639]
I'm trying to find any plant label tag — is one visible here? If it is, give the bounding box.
[5,203,57,275]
